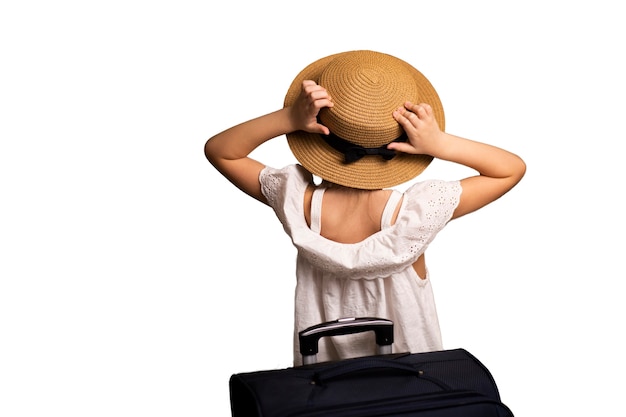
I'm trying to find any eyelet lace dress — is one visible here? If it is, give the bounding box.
[260,164,461,365]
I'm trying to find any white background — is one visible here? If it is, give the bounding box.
[1,1,625,416]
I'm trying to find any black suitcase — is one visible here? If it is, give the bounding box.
[229,317,513,416]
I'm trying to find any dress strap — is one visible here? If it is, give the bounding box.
[380,190,403,229]
[310,187,326,234]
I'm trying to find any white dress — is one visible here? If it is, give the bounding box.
[260,164,462,365]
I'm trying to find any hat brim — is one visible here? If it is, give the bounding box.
[284,51,443,190]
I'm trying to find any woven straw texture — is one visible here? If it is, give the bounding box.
[284,50,444,190]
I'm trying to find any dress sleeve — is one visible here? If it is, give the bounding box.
[366,179,461,273]
[259,165,288,209]
[402,179,462,232]
[259,164,312,230]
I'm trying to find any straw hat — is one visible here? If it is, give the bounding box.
[284,50,444,190]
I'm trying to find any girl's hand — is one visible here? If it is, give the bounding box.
[389,101,445,156]
[390,101,525,220]
[289,80,333,135]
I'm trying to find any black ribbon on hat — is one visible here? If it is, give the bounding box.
[323,131,407,164]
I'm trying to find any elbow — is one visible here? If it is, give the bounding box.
[514,155,527,184]
[204,137,216,165]
[204,137,224,171]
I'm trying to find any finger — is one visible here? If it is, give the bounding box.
[393,107,416,127]
[404,102,424,117]
[417,103,433,117]
[317,122,330,135]
[419,103,432,112]
[401,108,420,127]
[405,110,419,121]
[309,88,332,102]
[302,81,329,100]
[307,120,330,135]
[303,83,324,97]
[396,104,415,118]
[311,98,333,111]
[386,141,418,154]
[409,102,433,119]
[302,82,332,105]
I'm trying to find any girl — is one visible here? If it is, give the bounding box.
[205,50,526,365]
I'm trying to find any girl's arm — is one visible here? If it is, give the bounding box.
[204,81,333,204]
[390,101,526,219]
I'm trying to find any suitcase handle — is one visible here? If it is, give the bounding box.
[313,357,423,385]
[299,317,394,365]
